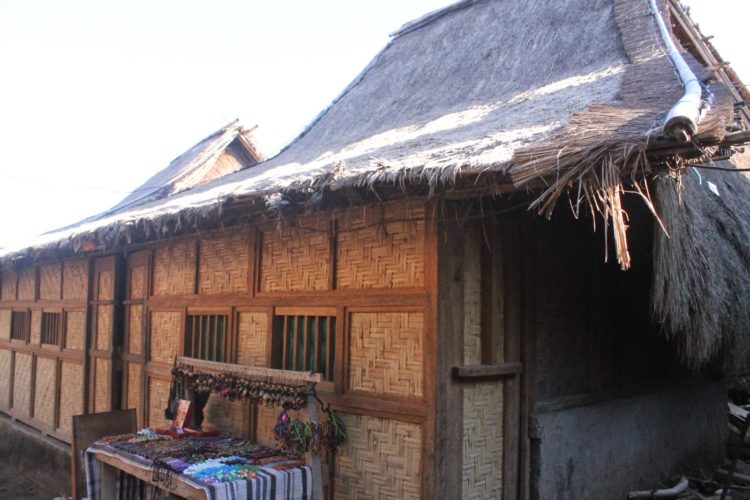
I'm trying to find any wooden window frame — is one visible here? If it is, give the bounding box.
[184,307,233,363]
[40,310,63,350]
[10,309,30,344]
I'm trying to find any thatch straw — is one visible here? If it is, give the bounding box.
[652,164,750,372]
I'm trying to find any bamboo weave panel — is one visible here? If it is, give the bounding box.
[150,312,181,363]
[97,270,113,301]
[348,312,424,397]
[63,259,88,301]
[336,204,425,289]
[335,414,422,499]
[1,270,16,301]
[58,362,83,434]
[128,305,143,354]
[147,377,170,428]
[464,229,482,365]
[129,265,146,300]
[203,398,248,438]
[198,233,250,294]
[13,352,32,416]
[39,263,62,300]
[463,382,504,500]
[260,226,330,292]
[17,267,35,301]
[127,363,142,427]
[237,312,267,366]
[0,349,11,406]
[65,311,85,350]
[152,241,196,296]
[0,310,10,340]
[94,359,110,413]
[30,311,41,344]
[96,305,112,351]
[33,357,56,426]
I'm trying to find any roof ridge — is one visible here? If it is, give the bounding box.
[389,0,481,38]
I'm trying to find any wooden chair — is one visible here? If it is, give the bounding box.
[71,409,137,500]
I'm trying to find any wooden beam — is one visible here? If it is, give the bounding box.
[452,363,523,381]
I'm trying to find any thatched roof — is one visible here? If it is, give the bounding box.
[2,0,750,368]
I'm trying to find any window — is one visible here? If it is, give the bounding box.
[41,312,62,345]
[184,314,229,362]
[272,310,336,382]
[10,311,30,342]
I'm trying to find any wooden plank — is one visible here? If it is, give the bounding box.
[175,356,322,383]
[452,363,523,381]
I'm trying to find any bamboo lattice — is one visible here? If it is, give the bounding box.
[199,233,250,294]
[463,230,482,365]
[58,362,83,434]
[337,204,425,289]
[128,305,143,354]
[260,226,330,292]
[202,398,249,438]
[0,349,11,406]
[97,270,113,300]
[17,268,35,301]
[237,312,267,366]
[463,382,504,500]
[148,377,171,427]
[94,359,110,413]
[63,259,87,301]
[1,270,16,301]
[65,311,85,350]
[130,265,146,299]
[152,241,196,296]
[348,312,424,396]
[334,414,422,499]
[0,310,10,340]
[96,305,112,350]
[13,353,32,416]
[34,357,56,426]
[150,312,182,363]
[39,263,61,300]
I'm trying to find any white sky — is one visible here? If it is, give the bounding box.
[0,0,747,248]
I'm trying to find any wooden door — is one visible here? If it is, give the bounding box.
[121,251,149,427]
[88,256,122,413]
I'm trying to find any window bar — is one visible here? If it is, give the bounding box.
[281,315,288,370]
[302,316,308,371]
[292,316,299,371]
[325,317,332,381]
[329,317,336,382]
[314,316,320,374]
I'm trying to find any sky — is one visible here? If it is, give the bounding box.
[0,0,747,248]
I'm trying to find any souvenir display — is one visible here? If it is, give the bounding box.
[272,408,347,457]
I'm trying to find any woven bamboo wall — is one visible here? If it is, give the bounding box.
[255,405,278,446]
[150,311,181,363]
[128,305,143,354]
[39,263,62,300]
[13,352,32,416]
[130,265,146,300]
[237,312,267,366]
[0,349,11,406]
[199,233,250,294]
[98,270,113,300]
[33,357,56,426]
[65,310,85,350]
[152,241,196,296]
[260,224,330,292]
[30,311,41,344]
[349,312,424,397]
[335,414,422,499]
[147,377,170,427]
[17,267,35,301]
[337,204,425,289]
[94,359,110,412]
[0,309,10,340]
[58,362,83,434]
[96,305,112,350]
[63,259,88,301]
[1,270,16,300]
[203,398,249,437]
[463,229,482,365]
[127,363,142,425]
[463,382,504,499]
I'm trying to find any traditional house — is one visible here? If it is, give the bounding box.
[1,0,749,498]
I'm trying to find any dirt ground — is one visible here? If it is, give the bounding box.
[0,461,68,499]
